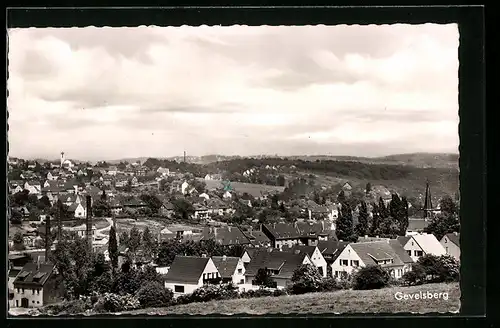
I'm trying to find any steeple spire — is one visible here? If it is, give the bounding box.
[423,180,433,220]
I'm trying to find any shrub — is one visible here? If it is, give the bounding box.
[135,281,174,308]
[318,277,340,292]
[93,293,141,313]
[273,289,288,297]
[336,273,353,290]
[402,264,426,286]
[240,288,274,298]
[189,283,239,303]
[174,293,193,305]
[417,254,460,283]
[40,299,89,315]
[352,265,391,290]
[290,264,323,294]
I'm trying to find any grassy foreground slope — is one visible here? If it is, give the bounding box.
[127,282,460,315]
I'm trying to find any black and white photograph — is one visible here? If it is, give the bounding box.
[7,23,460,315]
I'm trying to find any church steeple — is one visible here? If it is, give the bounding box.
[423,180,433,220]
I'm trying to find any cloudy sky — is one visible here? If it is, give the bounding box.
[8,24,459,161]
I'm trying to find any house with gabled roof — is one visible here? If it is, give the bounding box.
[285,245,328,277]
[164,255,221,297]
[331,240,413,280]
[243,230,272,248]
[211,255,246,285]
[262,221,337,249]
[317,240,349,264]
[12,262,58,308]
[244,248,312,290]
[440,232,460,262]
[201,226,251,246]
[397,233,446,262]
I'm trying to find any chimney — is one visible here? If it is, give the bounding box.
[222,255,227,261]
[85,195,92,249]
[376,235,379,238]
[74,185,78,194]
[454,231,458,236]
[45,215,51,261]
[201,254,207,258]
[365,235,368,239]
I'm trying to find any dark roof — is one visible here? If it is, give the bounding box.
[264,222,336,240]
[211,256,240,279]
[245,249,307,280]
[317,240,348,262]
[164,256,211,284]
[285,245,317,258]
[123,198,147,207]
[444,232,460,246]
[9,268,21,278]
[202,226,251,246]
[396,236,412,246]
[243,247,258,260]
[407,218,430,231]
[389,240,414,263]
[243,230,271,247]
[13,262,54,287]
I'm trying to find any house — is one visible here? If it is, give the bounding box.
[164,256,221,297]
[63,224,96,241]
[307,201,339,221]
[199,192,210,200]
[8,254,32,307]
[12,262,58,308]
[331,240,413,280]
[157,167,170,176]
[58,193,82,207]
[223,190,232,199]
[109,199,123,215]
[67,202,87,219]
[160,201,175,217]
[201,226,252,246]
[240,247,257,267]
[342,181,353,193]
[131,176,139,187]
[123,198,147,210]
[181,181,190,195]
[440,232,460,262]
[261,221,337,249]
[406,218,431,235]
[211,255,246,285]
[10,185,23,194]
[244,248,312,290]
[24,181,41,195]
[285,245,328,277]
[397,233,446,262]
[317,240,349,264]
[107,166,118,176]
[243,230,272,247]
[204,174,222,181]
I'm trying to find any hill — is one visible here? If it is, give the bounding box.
[126,282,459,315]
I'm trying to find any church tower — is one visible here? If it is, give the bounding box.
[423,180,433,220]
[60,151,65,167]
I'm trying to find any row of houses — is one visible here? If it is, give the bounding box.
[161,231,460,297]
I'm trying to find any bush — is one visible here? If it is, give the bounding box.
[188,283,239,303]
[240,288,274,299]
[290,264,324,295]
[135,281,174,308]
[174,293,193,305]
[336,273,353,290]
[318,277,340,292]
[273,289,288,297]
[93,293,141,313]
[417,254,460,283]
[352,265,391,290]
[40,299,89,315]
[402,264,426,286]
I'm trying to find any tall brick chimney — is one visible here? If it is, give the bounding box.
[86,195,92,249]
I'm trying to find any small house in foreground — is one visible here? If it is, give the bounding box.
[440,232,460,262]
[164,256,221,297]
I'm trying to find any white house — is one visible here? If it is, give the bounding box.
[46,172,58,181]
[199,192,210,200]
[223,191,232,199]
[181,181,190,195]
[440,232,460,262]
[211,255,246,286]
[287,245,328,277]
[330,240,413,280]
[68,203,87,219]
[397,233,446,262]
[12,262,57,308]
[164,256,221,298]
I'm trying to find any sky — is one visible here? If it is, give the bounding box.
[7,24,459,161]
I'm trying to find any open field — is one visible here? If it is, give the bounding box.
[126,282,460,315]
[203,179,285,197]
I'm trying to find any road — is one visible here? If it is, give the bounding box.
[95,217,113,238]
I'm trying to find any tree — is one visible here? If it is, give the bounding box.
[254,268,276,288]
[119,231,130,247]
[141,227,157,257]
[416,254,459,283]
[337,190,346,203]
[352,265,391,290]
[336,202,357,242]
[365,182,372,194]
[399,196,410,235]
[38,196,52,211]
[108,226,119,270]
[355,201,369,237]
[290,264,323,294]
[172,198,195,222]
[92,199,111,217]
[128,227,142,254]
[277,175,286,187]
[101,190,107,201]
[10,209,23,224]
[140,194,163,214]
[12,231,25,251]
[136,281,174,308]
[402,263,426,286]
[424,197,460,240]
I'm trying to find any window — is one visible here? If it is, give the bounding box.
[32,289,35,295]
[415,250,423,257]
[406,250,411,256]
[22,288,25,294]
[17,288,20,293]
[446,247,449,253]
[351,260,359,267]
[37,301,40,304]
[37,289,40,295]
[32,300,35,303]
[239,279,244,284]
[444,239,447,243]
[340,259,348,266]
[237,268,242,274]
[174,285,184,293]
[16,300,19,307]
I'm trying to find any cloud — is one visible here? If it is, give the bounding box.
[7,24,459,160]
